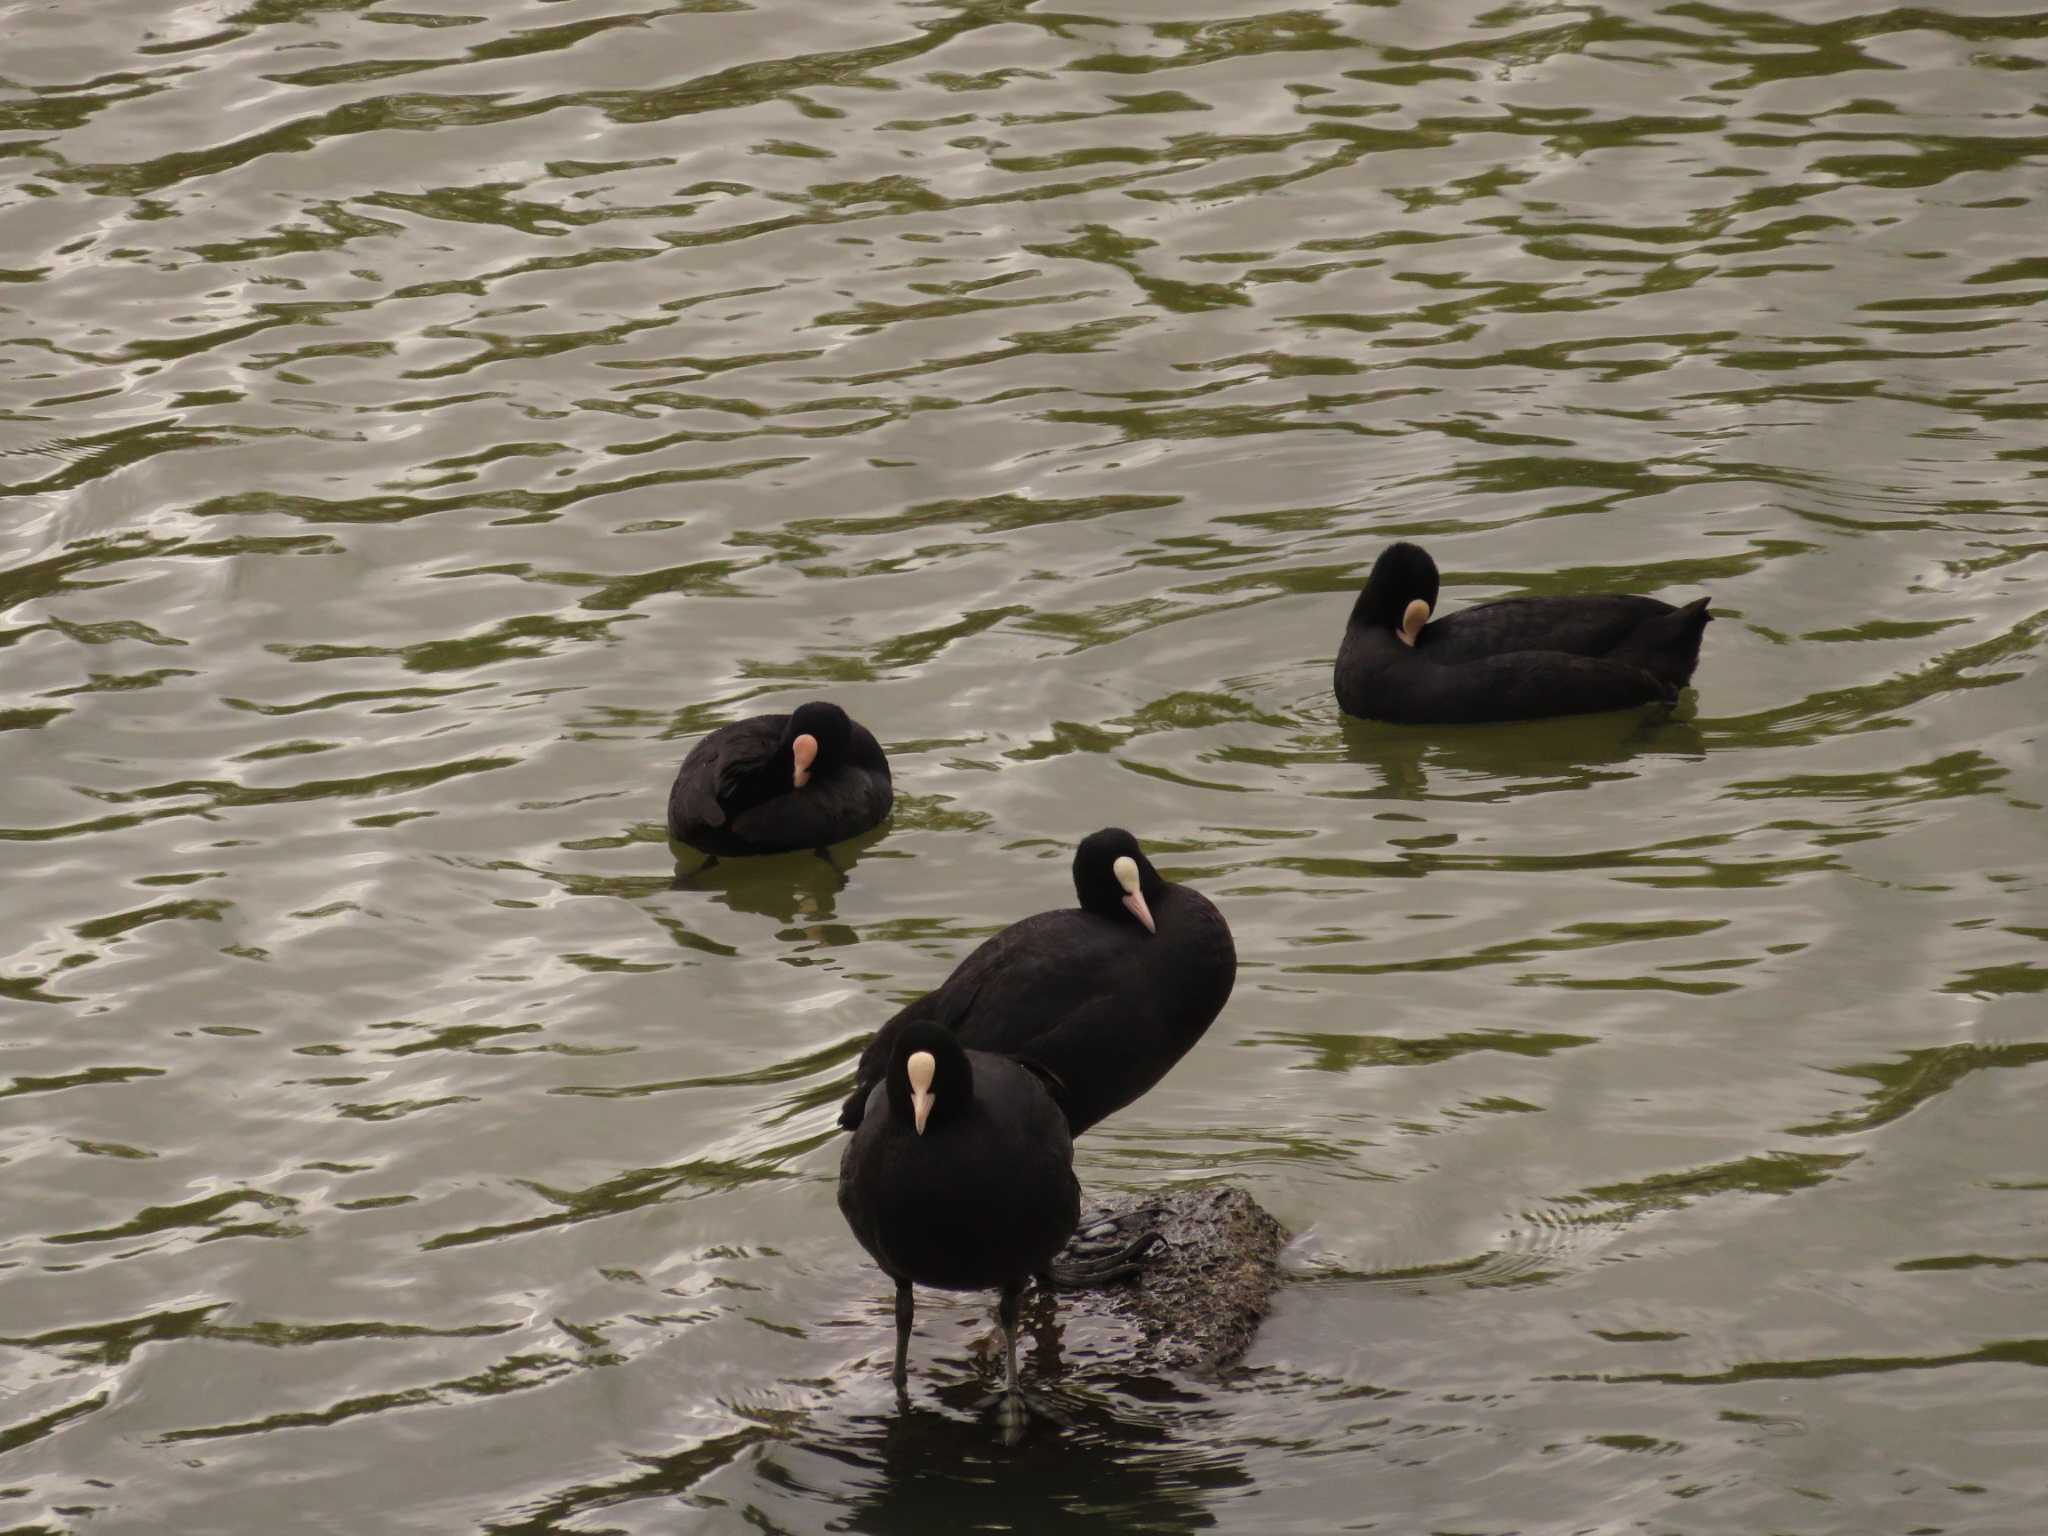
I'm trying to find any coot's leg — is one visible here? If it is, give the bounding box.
[981,1284,1067,1440]
[892,1279,913,1390]
[1043,1203,1165,1289]
[996,1282,1027,1445]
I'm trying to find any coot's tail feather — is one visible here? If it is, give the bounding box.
[1622,595,1711,688]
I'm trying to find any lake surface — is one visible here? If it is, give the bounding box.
[3,2,2045,1531]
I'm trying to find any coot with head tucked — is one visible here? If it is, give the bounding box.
[667,701,892,857]
[1335,541,1711,724]
[838,1021,1079,1442]
[838,828,1235,1139]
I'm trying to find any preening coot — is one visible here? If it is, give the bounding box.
[1335,542,1711,725]
[668,700,892,857]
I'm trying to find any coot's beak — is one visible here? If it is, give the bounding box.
[907,1050,935,1135]
[791,733,818,788]
[1112,854,1156,934]
[1399,599,1429,647]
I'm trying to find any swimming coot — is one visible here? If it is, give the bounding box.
[838,1021,1080,1442]
[1335,542,1711,725]
[667,701,892,857]
[838,828,1235,1139]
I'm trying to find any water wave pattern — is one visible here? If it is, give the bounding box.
[2,0,2043,1529]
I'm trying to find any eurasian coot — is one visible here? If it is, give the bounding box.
[837,1021,1079,1442]
[667,701,892,857]
[1335,542,1711,724]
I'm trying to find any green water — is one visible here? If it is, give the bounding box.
[2,2,2044,1531]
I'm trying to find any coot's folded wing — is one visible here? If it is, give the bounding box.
[1425,595,1672,663]
[668,715,786,835]
[728,769,885,851]
[1403,650,1672,724]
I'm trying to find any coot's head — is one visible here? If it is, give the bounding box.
[1351,541,1439,646]
[885,1021,972,1136]
[786,701,853,788]
[1072,827,1165,934]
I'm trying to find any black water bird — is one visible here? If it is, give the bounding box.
[667,701,892,858]
[838,828,1236,1140]
[1334,541,1712,725]
[838,1022,1080,1442]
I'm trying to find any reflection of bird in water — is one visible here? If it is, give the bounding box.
[1337,542,1711,724]
[1339,707,1706,802]
[837,1022,1079,1443]
[462,1307,1250,1528]
[668,822,892,926]
[780,1366,1248,1533]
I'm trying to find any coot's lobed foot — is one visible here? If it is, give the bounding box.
[1044,1204,1167,1288]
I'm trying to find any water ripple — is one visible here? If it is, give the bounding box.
[2,0,2045,1528]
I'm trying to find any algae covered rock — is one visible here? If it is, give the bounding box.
[1056,1184,1287,1376]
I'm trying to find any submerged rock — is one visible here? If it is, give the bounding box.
[1054,1184,1287,1375]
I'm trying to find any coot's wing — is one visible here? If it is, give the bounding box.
[1426,595,1673,664]
[835,1084,901,1275]
[1414,650,1672,723]
[728,772,884,851]
[668,715,786,834]
[968,1052,1081,1249]
[972,1051,1075,1160]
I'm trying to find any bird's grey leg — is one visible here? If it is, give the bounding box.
[892,1279,913,1391]
[996,1282,1027,1445]
[980,1284,1068,1440]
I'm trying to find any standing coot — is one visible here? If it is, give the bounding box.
[838,1021,1080,1442]
[838,828,1235,1139]
[667,701,892,858]
[1335,542,1711,724]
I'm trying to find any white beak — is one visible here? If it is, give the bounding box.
[1113,854,1156,934]
[791,733,818,788]
[1399,599,1429,647]
[907,1050,935,1135]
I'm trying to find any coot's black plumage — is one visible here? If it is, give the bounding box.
[667,700,892,857]
[838,1021,1079,1441]
[838,828,1236,1138]
[1335,542,1712,725]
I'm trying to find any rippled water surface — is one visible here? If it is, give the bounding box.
[4,1,2046,1530]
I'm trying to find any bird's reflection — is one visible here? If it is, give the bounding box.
[669,823,894,925]
[516,1368,1245,1536]
[771,1361,1245,1535]
[485,1300,1249,1534]
[1339,705,1706,800]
